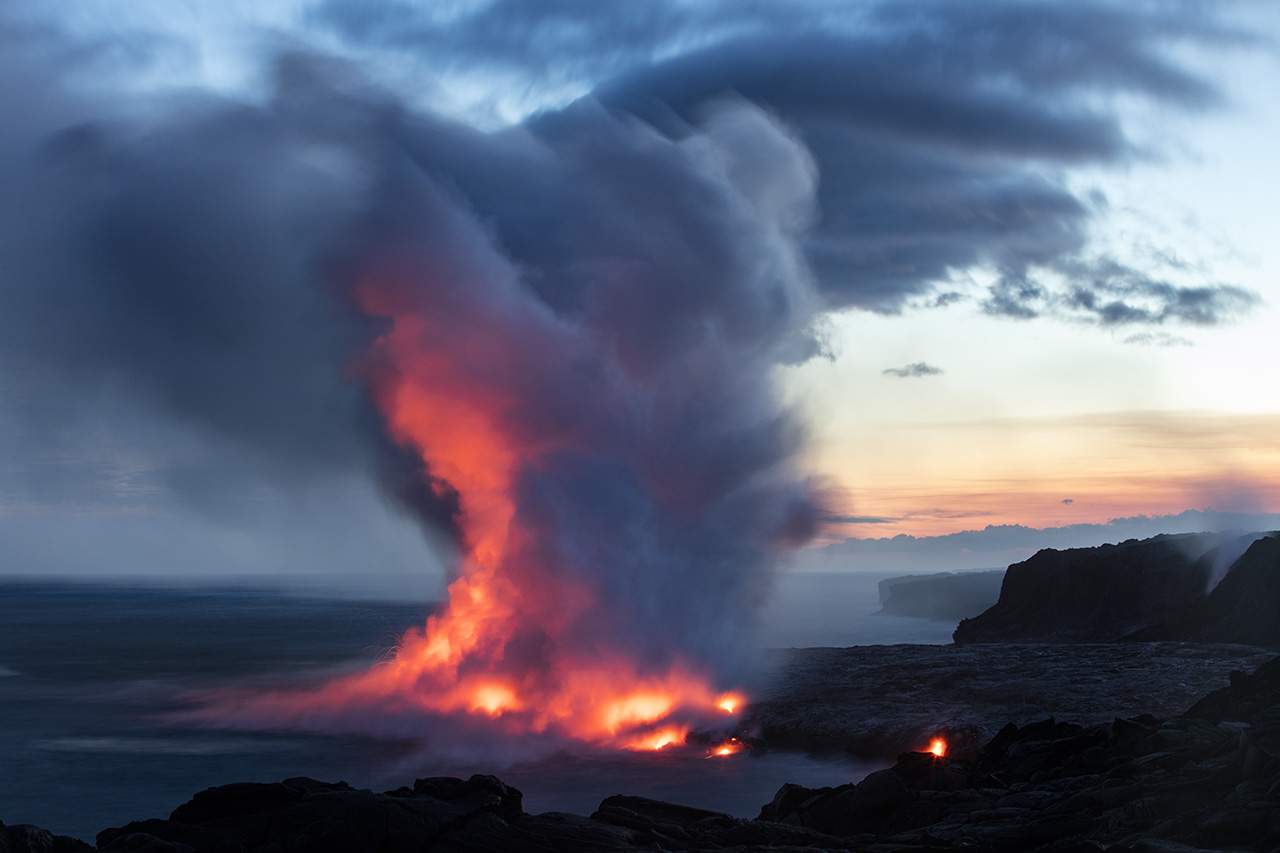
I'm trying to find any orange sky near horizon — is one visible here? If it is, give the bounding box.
[806,408,1280,542]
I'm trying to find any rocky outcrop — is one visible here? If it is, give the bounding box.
[877,570,1004,621]
[953,532,1269,644]
[1132,535,1280,648]
[744,641,1273,760]
[757,653,1280,851]
[0,821,93,853]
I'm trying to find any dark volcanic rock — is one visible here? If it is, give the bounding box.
[1133,535,1280,648]
[1,822,94,853]
[95,775,530,853]
[753,653,1280,852]
[744,641,1273,760]
[954,532,1269,644]
[878,569,1005,621]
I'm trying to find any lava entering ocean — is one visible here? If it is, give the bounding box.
[321,263,752,752]
[187,99,822,758]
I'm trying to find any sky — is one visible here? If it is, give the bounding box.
[1,0,1278,589]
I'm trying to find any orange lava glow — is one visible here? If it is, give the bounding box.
[708,737,745,758]
[263,270,745,751]
[716,694,742,715]
[629,727,687,751]
[929,738,947,758]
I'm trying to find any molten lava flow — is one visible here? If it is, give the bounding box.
[929,738,947,758]
[260,270,747,752]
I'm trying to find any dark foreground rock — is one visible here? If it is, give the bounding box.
[760,654,1280,852]
[1,821,94,853]
[10,654,1280,852]
[744,641,1273,760]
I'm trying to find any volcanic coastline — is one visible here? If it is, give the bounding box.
[7,647,1280,853]
[7,530,1280,852]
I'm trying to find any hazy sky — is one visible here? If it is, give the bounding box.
[1,0,1277,586]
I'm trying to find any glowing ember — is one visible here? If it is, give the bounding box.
[929,738,947,757]
[708,737,746,758]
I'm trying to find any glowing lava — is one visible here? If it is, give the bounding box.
[929,738,947,758]
[716,694,743,715]
[234,265,753,753]
[708,737,746,758]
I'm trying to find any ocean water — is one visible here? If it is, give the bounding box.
[0,577,915,842]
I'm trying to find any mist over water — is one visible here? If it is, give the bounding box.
[760,570,959,648]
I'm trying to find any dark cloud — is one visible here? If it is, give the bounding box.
[312,0,1259,317]
[0,26,824,683]
[1123,331,1195,347]
[883,362,943,379]
[0,1,1268,618]
[1062,498,1074,504]
[981,256,1262,327]
[0,79,381,516]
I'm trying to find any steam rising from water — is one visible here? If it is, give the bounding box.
[107,70,827,754]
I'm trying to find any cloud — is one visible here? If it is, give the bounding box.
[1122,331,1195,347]
[0,29,829,687]
[814,509,1280,574]
[309,0,1261,320]
[883,362,943,379]
[0,1,1269,584]
[982,255,1262,327]
[824,514,898,525]
[1062,498,1074,504]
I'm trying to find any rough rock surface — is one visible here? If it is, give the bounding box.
[743,641,1273,759]
[1132,536,1280,648]
[953,533,1229,644]
[757,653,1280,852]
[0,821,94,853]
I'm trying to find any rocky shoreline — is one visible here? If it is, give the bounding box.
[6,651,1280,853]
[744,641,1275,760]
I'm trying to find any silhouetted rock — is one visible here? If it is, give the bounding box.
[1,821,95,853]
[96,775,531,853]
[953,532,1269,644]
[1133,536,1280,648]
[878,569,1004,621]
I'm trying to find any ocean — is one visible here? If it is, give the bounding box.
[0,573,945,842]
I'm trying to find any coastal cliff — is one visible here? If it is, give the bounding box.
[953,531,1274,644]
[1130,535,1280,648]
[877,570,1004,622]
